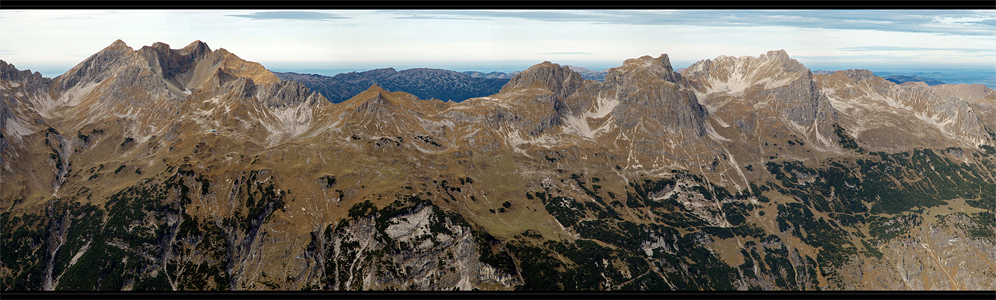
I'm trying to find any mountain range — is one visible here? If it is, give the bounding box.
[883,74,946,86]
[273,65,608,104]
[462,67,607,81]
[2,40,994,291]
[274,68,509,103]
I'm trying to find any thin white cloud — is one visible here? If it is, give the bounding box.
[227,11,347,21]
[539,52,596,55]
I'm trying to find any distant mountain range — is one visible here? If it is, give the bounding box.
[883,74,945,86]
[461,70,519,79]
[274,66,609,104]
[274,68,509,103]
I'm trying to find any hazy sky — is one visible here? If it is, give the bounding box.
[1,9,994,77]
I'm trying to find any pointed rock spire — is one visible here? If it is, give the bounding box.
[606,54,681,84]
[106,39,131,50]
[179,40,211,57]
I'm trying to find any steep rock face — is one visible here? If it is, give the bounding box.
[475,62,588,138]
[1,60,52,87]
[53,39,136,94]
[1,61,58,181]
[135,41,211,95]
[1,60,51,131]
[257,80,327,109]
[601,54,706,137]
[605,54,681,84]
[499,62,585,100]
[273,72,363,103]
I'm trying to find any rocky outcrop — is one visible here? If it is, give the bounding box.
[256,80,327,108]
[0,60,51,87]
[324,203,519,290]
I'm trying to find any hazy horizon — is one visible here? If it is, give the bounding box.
[2,9,993,85]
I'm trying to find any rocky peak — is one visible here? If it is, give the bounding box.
[106,39,132,51]
[763,49,808,73]
[1,60,46,83]
[178,40,211,58]
[685,49,806,79]
[499,61,585,99]
[136,41,201,81]
[0,60,19,80]
[149,42,170,51]
[346,84,401,115]
[54,39,138,92]
[189,47,279,88]
[760,49,790,62]
[683,49,815,99]
[605,54,681,85]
